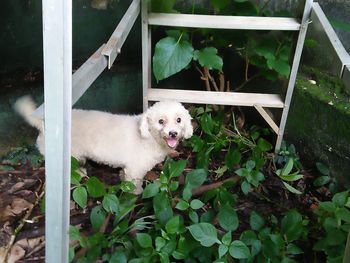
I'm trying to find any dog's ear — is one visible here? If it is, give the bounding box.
[183,112,194,139]
[139,112,151,138]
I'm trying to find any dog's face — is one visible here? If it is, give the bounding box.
[140,101,193,149]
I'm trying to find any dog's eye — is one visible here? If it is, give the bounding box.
[177,117,181,123]
[158,119,164,125]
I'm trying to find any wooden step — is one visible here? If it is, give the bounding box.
[148,89,285,108]
[148,13,301,31]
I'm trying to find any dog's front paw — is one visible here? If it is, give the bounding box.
[132,181,144,195]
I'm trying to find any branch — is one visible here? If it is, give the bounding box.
[204,67,219,92]
[234,74,259,92]
[219,73,225,92]
[192,176,241,196]
[194,63,211,92]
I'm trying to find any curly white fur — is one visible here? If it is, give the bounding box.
[14,96,193,194]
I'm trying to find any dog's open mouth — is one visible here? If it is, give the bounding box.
[165,137,178,149]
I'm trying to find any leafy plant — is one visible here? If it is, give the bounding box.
[313,191,350,262]
[235,160,265,195]
[152,0,294,94]
[275,157,303,195]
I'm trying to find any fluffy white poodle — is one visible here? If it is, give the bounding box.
[14,96,193,194]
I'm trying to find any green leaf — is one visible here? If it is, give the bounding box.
[142,181,161,199]
[319,201,336,213]
[151,0,176,12]
[153,36,194,82]
[69,246,75,262]
[169,181,179,192]
[185,169,207,188]
[218,204,239,231]
[165,215,183,234]
[281,158,294,176]
[69,225,80,241]
[155,237,166,252]
[313,176,331,187]
[279,173,303,182]
[169,160,187,178]
[189,210,199,223]
[222,232,232,246]
[240,230,257,246]
[251,239,262,257]
[153,192,173,225]
[281,210,304,242]
[183,169,207,200]
[218,244,229,258]
[316,162,330,176]
[257,138,272,152]
[102,194,119,214]
[86,177,106,198]
[335,207,350,223]
[267,58,290,77]
[246,160,255,171]
[110,250,127,263]
[193,47,223,71]
[286,244,303,255]
[200,113,214,134]
[90,205,106,231]
[282,182,302,194]
[332,191,349,207]
[187,223,221,247]
[241,180,251,195]
[175,200,189,211]
[225,148,241,169]
[71,156,80,171]
[73,186,87,209]
[255,39,277,60]
[190,199,205,210]
[211,0,230,10]
[71,170,81,185]
[120,181,136,193]
[250,211,265,231]
[326,228,347,246]
[229,240,250,259]
[136,233,153,248]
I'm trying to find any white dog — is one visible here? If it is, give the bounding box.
[14,97,193,194]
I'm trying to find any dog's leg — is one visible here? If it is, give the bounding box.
[123,167,146,195]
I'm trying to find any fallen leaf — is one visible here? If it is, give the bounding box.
[7,236,44,263]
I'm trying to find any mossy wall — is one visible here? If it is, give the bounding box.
[287,68,350,187]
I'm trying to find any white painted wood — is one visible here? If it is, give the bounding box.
[34,44,108,118]
[275,0,313,152]
[254,105,279,134]
[148,89,284,108]
[148,13,301,31]
[312,3,350,77]
[342,65,350,95]
[102,0,140,69]
[141,0,151,111]
[42,0,72,261]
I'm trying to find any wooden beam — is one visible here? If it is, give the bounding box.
[254,105,279,134]
[102,0,140,69]
[148,13,301,31]
[148,89,285,108]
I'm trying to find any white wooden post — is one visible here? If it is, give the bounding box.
[42,0,72,261]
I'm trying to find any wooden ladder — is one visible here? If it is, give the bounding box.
[141,0,314,152]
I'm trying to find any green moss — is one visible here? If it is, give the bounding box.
[287,66,350,186]
[296,66,350,115]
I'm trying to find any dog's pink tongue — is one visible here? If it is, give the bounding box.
[166,138,178,148]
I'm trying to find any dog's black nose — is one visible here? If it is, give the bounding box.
[169,131,178,138]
